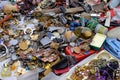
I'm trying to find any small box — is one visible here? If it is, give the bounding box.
[90,33,106,50]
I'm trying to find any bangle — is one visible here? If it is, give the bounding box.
[0,39,9,56]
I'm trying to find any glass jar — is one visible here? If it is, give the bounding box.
[1,64,11,77]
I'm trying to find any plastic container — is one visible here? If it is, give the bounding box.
[95,24,108,34]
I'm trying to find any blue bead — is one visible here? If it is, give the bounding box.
[70,21,81,31]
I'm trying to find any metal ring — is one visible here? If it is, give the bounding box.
[0,39,9,57]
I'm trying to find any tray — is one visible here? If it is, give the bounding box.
[64,50,120,80]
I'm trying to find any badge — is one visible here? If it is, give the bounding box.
[19,40,28,50]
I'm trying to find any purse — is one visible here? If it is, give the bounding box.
[52,57,69,70]
[54,67,70,75]
[52,56,77,75]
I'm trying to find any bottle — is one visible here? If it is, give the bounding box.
[1,64,11,77]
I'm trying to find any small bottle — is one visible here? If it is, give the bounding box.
[1,64,11,77]
[11,64,16,71]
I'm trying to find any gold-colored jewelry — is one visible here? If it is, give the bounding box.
[19,40,28,50]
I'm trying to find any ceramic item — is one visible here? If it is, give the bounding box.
[107,27,120,40]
